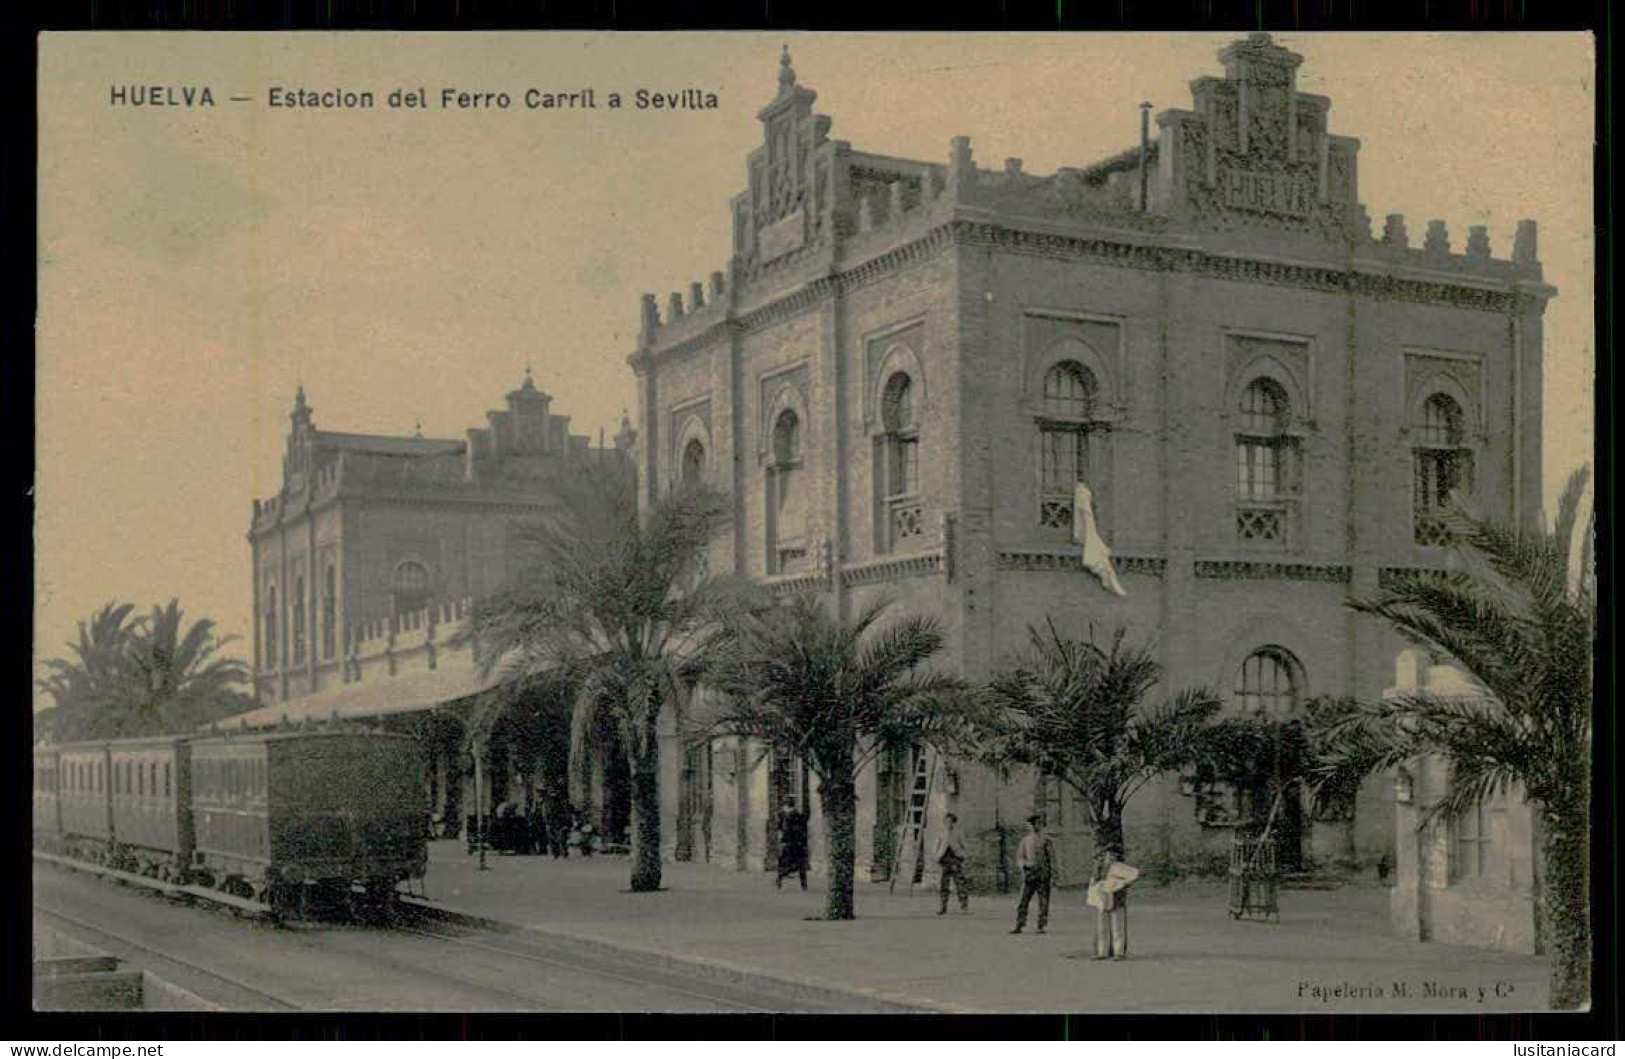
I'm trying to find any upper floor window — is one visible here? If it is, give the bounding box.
[291,576,307,666]
[321,563,337,661]
[680,438,706,488]
[264,583,278,670]
[1232,646,1303,717]
[878,372,922,550]
[1413,393,1474,547]
[1234,378,1301,548]
[1037,361,1102,529]
[393,560,431,616]
[769,408,808,572]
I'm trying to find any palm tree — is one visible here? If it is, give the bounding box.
[462,462,742,892]
[37,602,141,741]
[1310,467,1595,1010]
[983,623,1223,862]
[37,600,250,740]
[122,600,252,734]
[699,596,978,920]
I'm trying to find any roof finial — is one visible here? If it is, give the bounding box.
[523,360,536,390]
[291,381,312,423]
[778,43,796,94]
[414,415,423,438]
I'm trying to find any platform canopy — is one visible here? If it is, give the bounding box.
[220,653,503,731]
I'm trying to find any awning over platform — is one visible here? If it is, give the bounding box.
[221,654,502,730]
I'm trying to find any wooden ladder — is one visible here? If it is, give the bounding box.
[890,747,937,893]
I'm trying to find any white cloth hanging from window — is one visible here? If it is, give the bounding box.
[1073,481,1126,597]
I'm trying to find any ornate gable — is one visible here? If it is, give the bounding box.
[1172,33,1366,241]
[734,47,834,277]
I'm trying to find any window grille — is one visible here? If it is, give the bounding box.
[1036,361,1102,529]
[1234,379,1299,548]
[1412,394,1473,547]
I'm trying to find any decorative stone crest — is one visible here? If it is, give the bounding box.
[1181,34,1362,242]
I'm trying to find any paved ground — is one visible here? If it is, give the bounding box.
[417,840,1552,1014]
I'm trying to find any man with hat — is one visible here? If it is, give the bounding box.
[1010,813,1056,934]
[933,811,971,915]
[1087,843,1138,959]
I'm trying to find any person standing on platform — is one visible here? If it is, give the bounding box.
[1010,814,1055,934]
[1088,844,1136,960]
[775,805,810,890]
[934,811,971,915]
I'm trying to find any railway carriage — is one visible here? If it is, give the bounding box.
[33,746,62,845]
[106,736,194,881]
[57,743,113,861]
[190,728,428,908]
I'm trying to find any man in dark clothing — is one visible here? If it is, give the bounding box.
[934,811,971,915]
[1010,813,1056,934]
[775,806,810,890]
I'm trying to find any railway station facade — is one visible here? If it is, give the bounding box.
[629,35,1552,888]
[235,374,637,835]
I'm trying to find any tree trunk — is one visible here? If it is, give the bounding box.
[1095,800,1126,862]
[1540,797,1590,1010]
[628,729,663,892]
[819,758,858,921]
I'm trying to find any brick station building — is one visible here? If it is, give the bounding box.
[630,35,1552,887]
[235,374,637,835]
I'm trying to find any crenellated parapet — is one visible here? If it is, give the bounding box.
[341,596,475,684]
[1359,212,1545,286]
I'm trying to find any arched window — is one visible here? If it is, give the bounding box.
[878,372,922,550]
[291,576,306,666]
[1043,360,1098,418]
[264,583,278,670]
[773,409,801,466]
[1234,378,1300,547]
[392,560,431,617]
[769,408,808,572]
[1232,646,1303,717]
[681,438,706,487]
[1413,393,1474,547]
[321,563,337,661]
[1037,361,1102,529]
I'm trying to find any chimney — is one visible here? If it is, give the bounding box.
[948,136,974,198]
[639,293,660,347]
[1513,219,1539,266]
[1138,102,1152,211]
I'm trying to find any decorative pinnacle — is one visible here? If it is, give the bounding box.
[414,416,423,438]
[778,44,796,94]
[522,361,536,390]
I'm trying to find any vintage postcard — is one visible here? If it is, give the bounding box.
[33,31,1595,1015]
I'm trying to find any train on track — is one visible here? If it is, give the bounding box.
[33,727,429,917]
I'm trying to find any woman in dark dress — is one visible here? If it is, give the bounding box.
[775,806,810,890]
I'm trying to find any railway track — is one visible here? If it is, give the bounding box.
[34,904,302,1011]
[37,851,906,1012]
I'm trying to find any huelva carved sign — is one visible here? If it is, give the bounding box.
[1222,168,1314,217]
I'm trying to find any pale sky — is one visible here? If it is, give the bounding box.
[35,33,1595,701]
